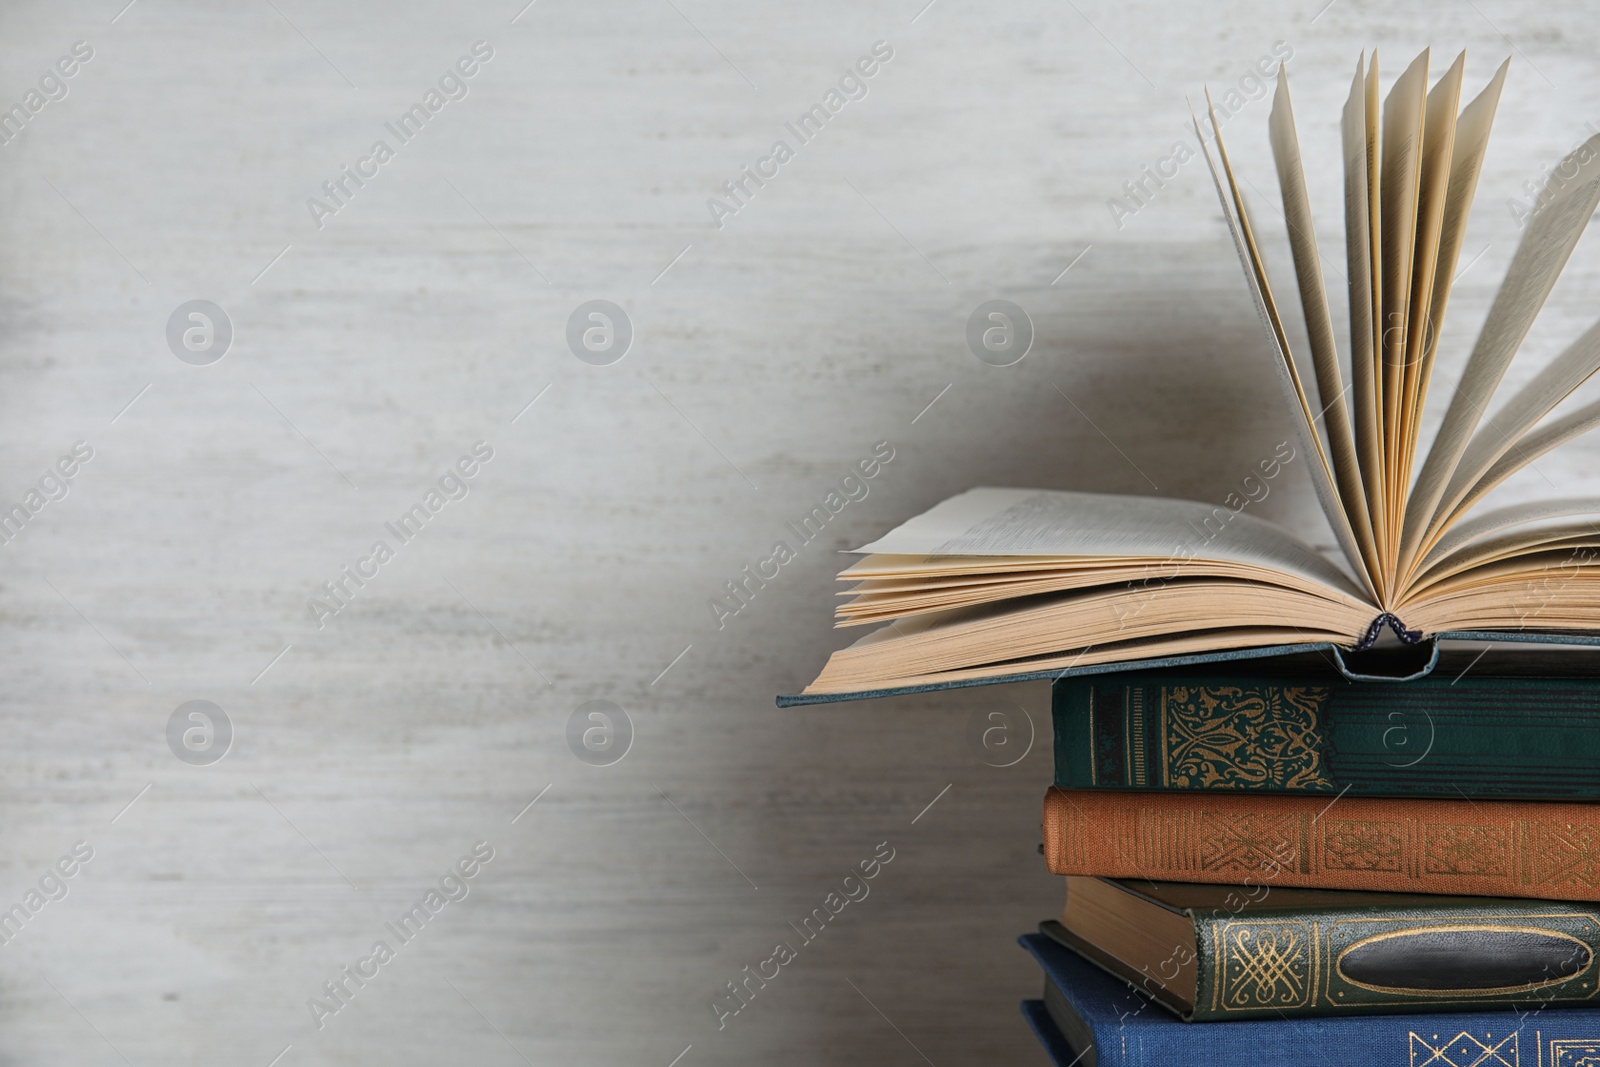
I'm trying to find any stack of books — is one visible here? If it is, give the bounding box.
[780,47,1600,1064]
[1024,647,1600,1065]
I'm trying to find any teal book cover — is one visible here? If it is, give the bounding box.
[1053,665,1600,798]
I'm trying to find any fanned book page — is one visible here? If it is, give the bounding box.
[794,49,1600,699]
[850,487,1359,590]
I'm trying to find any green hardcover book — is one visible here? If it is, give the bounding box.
[1053,653,1600,799]
[1047,877,1600,1021]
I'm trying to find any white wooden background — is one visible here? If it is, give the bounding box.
[2,1,1599,1064]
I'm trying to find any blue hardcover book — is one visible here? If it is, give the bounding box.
[1019,931,1600,1067]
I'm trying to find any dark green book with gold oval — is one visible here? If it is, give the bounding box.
[1048,877,1600,1021]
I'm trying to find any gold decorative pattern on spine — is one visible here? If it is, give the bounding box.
[1321,819,1408,873]
[1196,810,1305,873]
[1159,684,1333,791]
[1550,1039,1600,1065]
[1129,687,1146,788]
[1216,920,1313,1010]
[1423,824,1511,876]
[1408,1031,1518,1067]
[1522,821,1600,891]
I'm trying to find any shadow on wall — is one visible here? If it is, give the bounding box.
[664,237,1322,1062]
[767,236,1321,685]
[987,238,1313,516]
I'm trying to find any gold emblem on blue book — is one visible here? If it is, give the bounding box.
[1408,1030,1516,1067]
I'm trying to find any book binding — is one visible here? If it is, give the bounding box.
[1046,890,1600,1021]
[1053,667,1600,799]
[1042,787,1600,902]
[1352,612,1426,650]
[776,629,1600,706]
[1020,931,1600,1067]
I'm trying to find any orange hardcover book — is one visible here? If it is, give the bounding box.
[1042,787,1600,902]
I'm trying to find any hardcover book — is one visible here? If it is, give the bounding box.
[1053,656,1600,799]
[790,50,1600,699]
[1020,930,1600,1067]
[1042,786,1600,902]
[1049,877,1600,1021]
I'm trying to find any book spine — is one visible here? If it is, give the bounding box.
[1052,672,1600,798]
[1186,902,1600,1020]
[1024,934,1600,1067]
[1098,1007,1600,1067]
[1042,787,1600,901]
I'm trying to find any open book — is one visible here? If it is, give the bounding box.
[799,50,1600,698]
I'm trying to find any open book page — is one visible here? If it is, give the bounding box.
[841,554,1138,578]
[801,626,1353,694]
[1411,522,1600,596]
[1421,496,1600,572]
[1404,559,1600,635]
[1394,60,1505,583]
[1378,50,1430,516]
[841,556,1354,595]
[836,556,1370,626]
[1446,395,1600,528]
[1195,105,1377,601]
[805,581,1373,693]
[1343,55,1386,569]
[840,559,1312,592]
[1400,131,1600,576]
[1397,52,1463,491]
[1366,54,1384,413]
[849,487,1366,598]
[1202,95,1299,396]
[1417,59,1508,407]
[1424,317,1600,548]
[1269,68,1379,582]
